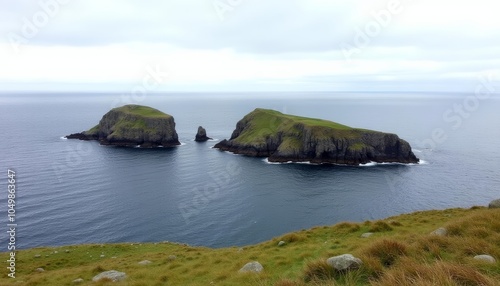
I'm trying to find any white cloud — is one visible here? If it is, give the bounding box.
[0,0,499,92]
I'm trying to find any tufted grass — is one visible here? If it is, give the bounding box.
[1,207,500,285]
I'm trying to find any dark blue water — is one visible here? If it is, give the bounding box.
[1,92,499,249]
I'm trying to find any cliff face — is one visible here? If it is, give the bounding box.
[195,126,211,142]
[214,108,419,165]
[66,105,180,147]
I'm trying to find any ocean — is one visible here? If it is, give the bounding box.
[1,92,499,249]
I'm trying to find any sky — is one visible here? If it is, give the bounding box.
[0,0,499,92]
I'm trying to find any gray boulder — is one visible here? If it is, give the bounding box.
[361,233,373,238]
[278,241,286,246]
[474,255,496,263]
[92,270,127,282]
[167,255,177,261]
[430,227,447,236]
[326,254,362,271]
[239,261,264,273]
[489,199,500,208]
[138,260,152,265]
[72,278,84,284]
[35,268,45,272]
[195,126,212,142]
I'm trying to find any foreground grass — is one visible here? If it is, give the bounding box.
[2,207,500,285]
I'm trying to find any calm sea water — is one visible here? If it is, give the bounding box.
[1,92,499,249]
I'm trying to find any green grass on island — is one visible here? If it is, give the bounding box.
[232,109,383,149]
[84,105,173,137]
[113,105,173,119]
[3,207,500,285]
[85,124,100,135]
[254,109,354,130]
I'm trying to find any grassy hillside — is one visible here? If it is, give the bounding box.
[232,109,382,150]
[2,207,500,285]
[249,109,354,130]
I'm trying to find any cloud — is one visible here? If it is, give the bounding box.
[2,0,357,52]
[0,0,499,91]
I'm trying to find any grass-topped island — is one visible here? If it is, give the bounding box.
[214,108,419,165]
[66,105,180,148]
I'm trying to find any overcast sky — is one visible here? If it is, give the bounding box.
[1,0,499,92]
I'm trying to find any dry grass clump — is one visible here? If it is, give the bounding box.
[275,278,302,286]
[368,221,393,233]
[372,259,496,286]
[281,233,307,243]
[415,235,453,259]
[447,210,500,237]
[302,259,366,285]
[303,259,335,282]
[389,220,403,227]
[92,265,106,274]
[363,239,408,268]
[334,222,361,233]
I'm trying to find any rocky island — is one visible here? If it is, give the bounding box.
[66,105,180,147]
[195,126,212,142]
[214,108,419,165]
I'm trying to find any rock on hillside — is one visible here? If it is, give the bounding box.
[214,108,419,165]
[239,261,264,273]
[326,254,363,271]
[92,270,126,282]
[489,199,500,208]
[66,105,180,148]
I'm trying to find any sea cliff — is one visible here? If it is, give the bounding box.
[66,105,180,147]
[214,108,419,165]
